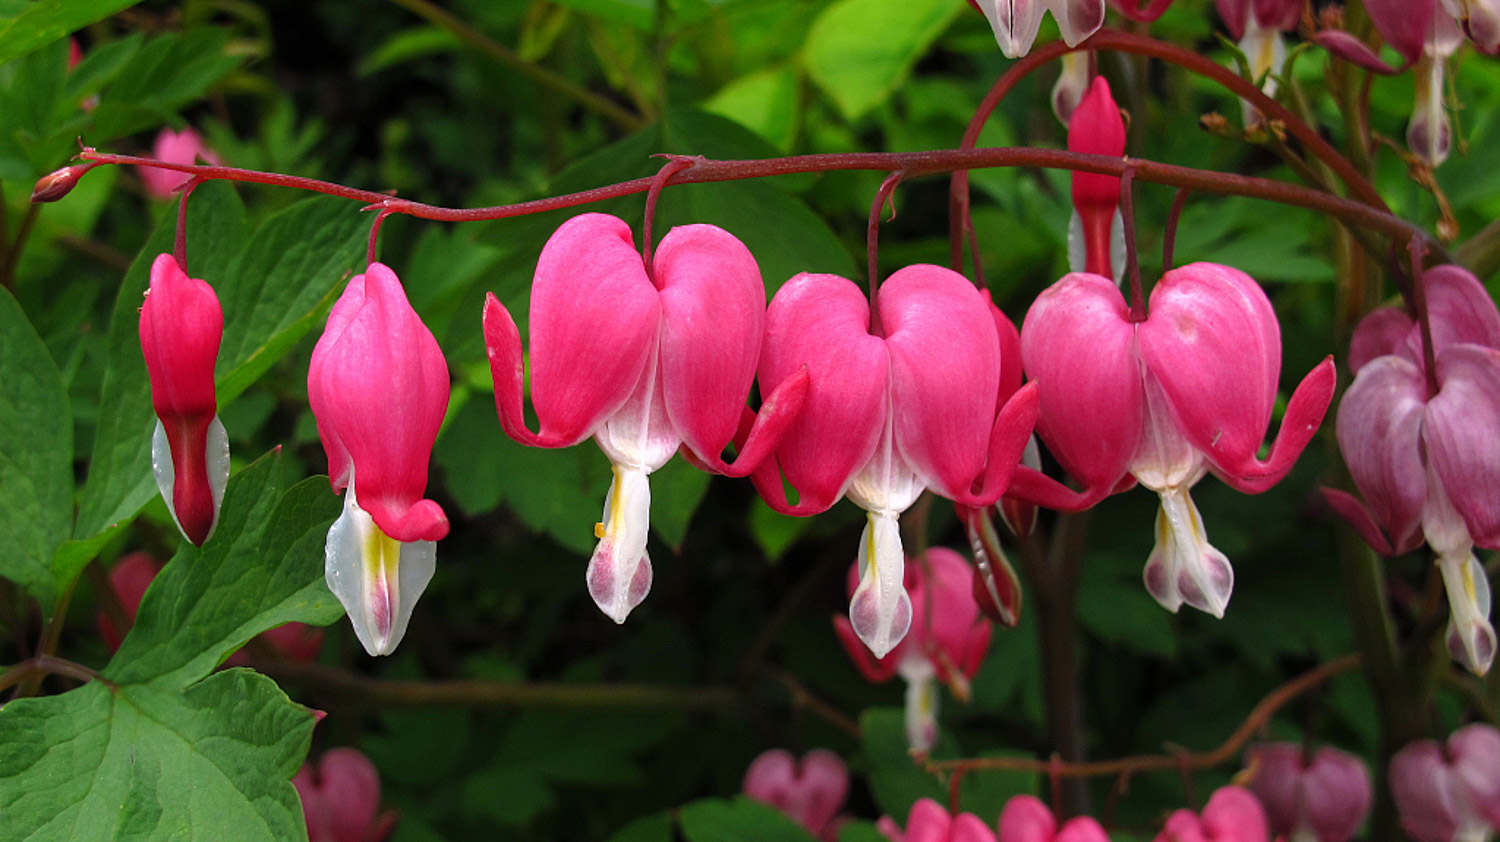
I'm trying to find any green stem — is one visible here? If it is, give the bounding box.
[386,0,645,132]
[13,577,75,699]
[0,203,39,292]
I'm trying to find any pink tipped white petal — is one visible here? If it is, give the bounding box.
[586,466,654,624]
[976,0,1049,57]
[1144,486,1234,617]
[324,480,436,657]
[849,512,913,658]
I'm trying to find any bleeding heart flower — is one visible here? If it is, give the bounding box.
[293,748,397,842]
[999,795,1112,842]
[742,748,849,841]
[973,0,1106,58]
[1389,724,1500,842]
[1217,0,1302,125]
[753,266,1037,658]
[1444,0,1500,53]
[138,128,220,200]
[1155,786,1271,842]
[1324,266,1500,675]
[1014,264,1336,618]
[484,213,805,625]
[1245,743,1372,842]
[309,262,450,657]
[139,253,229,546]
[878,798,998,842]
[1066,76,1126,283]
[834,548,993,752]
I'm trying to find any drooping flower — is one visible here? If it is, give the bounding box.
[1444,0,1500,53]
[1066,76,1126,283]
[484,213,805,625]
[139,253,229,546]
[1245,743,1372,842]
[999,795,1111,842]
[753,266,1037,658]
[878,798,997,842]
[1324,265,1500,675]
[1389,724,1500,842]
[834,548,993,752]
[742,749,849,842]
[308,262,450,657]
[973,0,1107,58]
[1155,786,1271,842]
[1217,0,1302,126]
[293,748,398,842]
[138,128,220,200]
[1014,264,1336,618]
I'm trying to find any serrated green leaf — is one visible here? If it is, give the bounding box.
[0,287,71,607]
[802,0,962,121]
[0,0,137,67]
[0,670,316,842]
[86,29,243,141]
[106,454,340,688]
[678,796,820,842]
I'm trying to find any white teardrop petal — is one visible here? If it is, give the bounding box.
[587,465,654,624]
[325,482,435,656]
[849,511,913,658]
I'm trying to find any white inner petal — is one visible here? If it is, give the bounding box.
[150,415,230,544]
[902,671,940,754]
[324,478,436,657]
[587,465,654,624]
[1438,551,1496,676]
[1143,485,1234,618]
[849,511,913,659]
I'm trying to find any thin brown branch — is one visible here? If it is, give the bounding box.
[926,654,1360,779]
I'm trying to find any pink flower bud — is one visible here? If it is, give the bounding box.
[31,164,90,203]
[1390,724,1500,842]
[835,548,992,752]
[309,263,449,656]
[742,748,849,841]
[1067,77,1126,280]
[139,253,228,546]
[999,795,1111,842]
[1245,743,1371,841]
[878,798,997,842]
[95,552,162,651]
[1155,786,1270,842]
[138,128,219,200]
[293,748,397,842]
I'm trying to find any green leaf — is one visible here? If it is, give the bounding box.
[0,0,138,67]
[0,671,316,841]
[606,812,674,842]
[861,707,1037,819]
[357,25,460,76]
[0,288,71,608]
[86,28,243,141]
[703,65,801,151]
[106,456,340,689]
[802,0,962,121]
[678,796,820,842]
[74,181,247,542]
[839,821,892,842]
[648,457,710,552]
[0,454,334,842]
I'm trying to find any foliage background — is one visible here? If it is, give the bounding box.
[0,0,1498,840]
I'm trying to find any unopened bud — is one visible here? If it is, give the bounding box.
[31,164,89,203]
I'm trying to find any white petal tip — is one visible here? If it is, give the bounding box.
[324,484,436,658]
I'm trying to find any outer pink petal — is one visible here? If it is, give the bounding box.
[655,224,766,468]
[990,294,1024,404]
[317,748,383,839]
[881,265,1001,501]
[949,813,1000,842]
[755,273,888,515]
[1199,786,1271,842]
[1245,743,1304,836]
[141,253,222,419]
[1054,818,1110,842]
[1021,273,1141,503]
[1312,30,1408,75]
[1426,345,1500,547]
[1449,724,1500,826]
[1251,0,1302,31]
[1349,305,1414,373]
[1389,741,1462,842]
[528,213,659,445]
[902,798,957,842]
[1334,355,1428,552]
[308,263,450,542]
[1418,265,1500,357]
[1216,0,1251,39]
[1068,78,1125,278]
[1320,488,1402,556]
[997,795,1056,842]
[1301,747,1373,842]
[1366,0,1435,62]
[911,548,991,682]
[1154,810,1209,842]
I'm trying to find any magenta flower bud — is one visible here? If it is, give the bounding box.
[973,0,1105,58]
[293,748,397,842]
[138,128,219,200]
[31,164,90,203]
[309,263,450,656]
[484,213,806,626]
[999,794,1111,842]
[755,266,1037,658]
[1016,265,1336,618]
[1246,743,1371,842]
[1389,724,1500,842]
[1325,266,1500,675]
[1155,786,1270,842]
[742,749,849,841]
[1067,76,1126,282]
[835,548,992,752]
[139,253,228,546]
[878,798,997,842]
